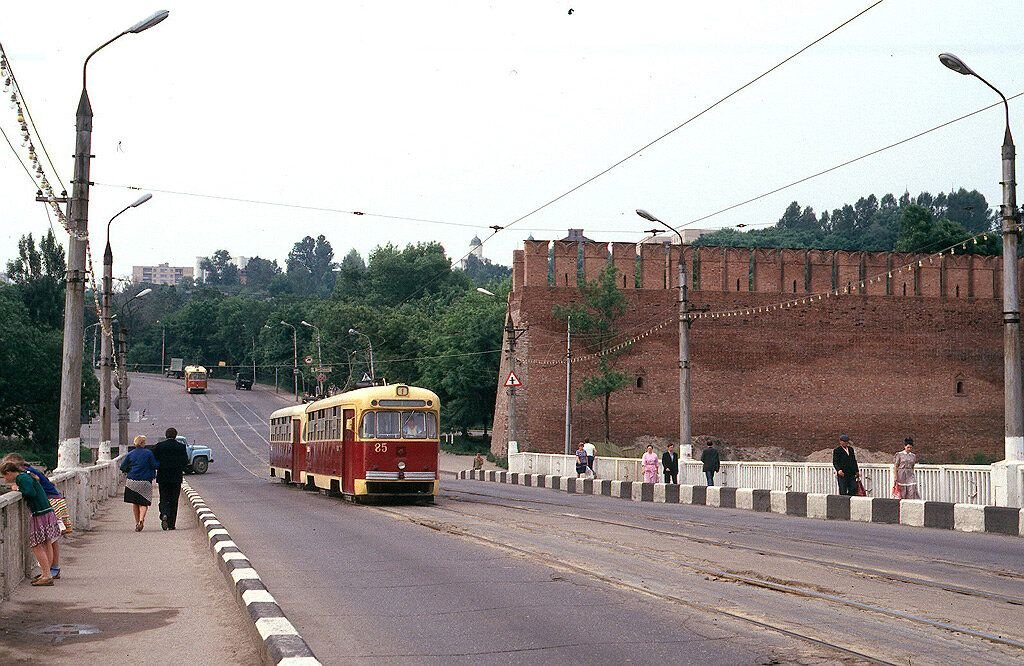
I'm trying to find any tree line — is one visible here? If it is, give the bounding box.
[695,188,1001,255]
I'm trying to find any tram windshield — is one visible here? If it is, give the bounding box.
[361,411,437,439]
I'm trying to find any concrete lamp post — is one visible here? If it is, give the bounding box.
[939,52,1024,507]
[113,288,152,454]
[301,321,323,396]
[99,193,153,461]
[348,328,376,381]
[56,10,169,471]
[280,321,299,402]
[636,209,693,460]
[476,287,525,453]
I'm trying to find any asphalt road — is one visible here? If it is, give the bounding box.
[126,373,1024,665]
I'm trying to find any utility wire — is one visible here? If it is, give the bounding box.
[495,0,887,235]
[0,122,37,185]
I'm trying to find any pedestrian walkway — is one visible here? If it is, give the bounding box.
[0,488,259,664]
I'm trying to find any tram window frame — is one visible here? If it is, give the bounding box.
[360,412,376,438]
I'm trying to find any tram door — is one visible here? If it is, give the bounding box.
[341,409,355,494]
[290,417,305,481]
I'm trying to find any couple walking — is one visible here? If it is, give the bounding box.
[120,428,189,531]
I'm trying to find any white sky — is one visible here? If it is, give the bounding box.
[2,1,1023,279]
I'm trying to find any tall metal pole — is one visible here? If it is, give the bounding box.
[506,308,518,450]
[564,315,572,455]
[99,242,113,461]
[161,325,166,374]
[281,321,299,402]
[252,336,257,384]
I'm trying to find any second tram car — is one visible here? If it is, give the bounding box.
[184,365,208,393]
[269,384,439,501]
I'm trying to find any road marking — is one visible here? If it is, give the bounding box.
[221,397,272,445]
[201,395,270,464]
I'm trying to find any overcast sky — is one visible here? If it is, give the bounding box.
[2,1,1023,279]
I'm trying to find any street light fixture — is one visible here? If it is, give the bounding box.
[939,52,1023,504]
[348,328,376,381]
[636,209,693,460]
[301,321,324,396]
[56,10,170,471]
[281,321,299,402]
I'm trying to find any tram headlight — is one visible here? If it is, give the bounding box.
[397,461,406,470]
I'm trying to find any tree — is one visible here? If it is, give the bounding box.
[333,249,367,299]
[367,242,469,305]
[286,235,335,296]
[460,254,512,286]
[6,230,66,328]
[243,256,281,291]
[198,249,240,286]
[553,264,628,443]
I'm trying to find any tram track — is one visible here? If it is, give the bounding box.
[373,490,1024,663]
[443,488,1024,607]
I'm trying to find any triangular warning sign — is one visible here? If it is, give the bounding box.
[504,371,523,387]
[362,373,372,382]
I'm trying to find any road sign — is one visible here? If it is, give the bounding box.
[317,373,327,383]
[504,371,523,387]
[361,372,372,382]
[313,366,332,373]
[304,355,314,365]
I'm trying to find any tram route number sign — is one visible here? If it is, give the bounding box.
[504,371,523,387]
[304,355,314,365]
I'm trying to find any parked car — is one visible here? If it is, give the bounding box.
[235,373,253,391]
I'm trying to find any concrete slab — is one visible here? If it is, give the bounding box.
[750,489,771,512]
[719,488,737,509]
[690,486,707,505]
[871,498,900,524]
[899,499,925,527]
[654,484,680,504]
[850,496,873,522]
[924,502,955,530]
[807,493,828,519]
[983,506,1020,536]
[770,490,787,514]
[632,483,654,502]
[706,486,721,507]
[786,492,808,516]
[954,503,985,533]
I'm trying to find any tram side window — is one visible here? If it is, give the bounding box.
[360,412,376,438]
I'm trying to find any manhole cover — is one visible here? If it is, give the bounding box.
[33,624,100,639]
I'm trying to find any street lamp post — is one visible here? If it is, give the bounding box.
[99,193,153,462]
[348,328,375,381]
[940,53,1024,506]
[156,319,165,374]
[281,321,299,402]
[56,11,169,471]
[637,209,693,460]
[87,322,102,370]
[302,320,323,396]
[114,288,151,453]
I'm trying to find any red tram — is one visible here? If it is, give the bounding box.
[269,384,439,501]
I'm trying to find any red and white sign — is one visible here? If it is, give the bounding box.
[304,355,314,365]
[504,371,523,387]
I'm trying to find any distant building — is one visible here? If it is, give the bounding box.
[461,236,484,269]
[132,263,194,286]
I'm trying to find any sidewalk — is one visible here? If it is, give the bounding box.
[0,488,259,665]
[439,451,501,477]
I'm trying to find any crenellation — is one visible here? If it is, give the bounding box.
[751,248,780,293]
[863,252,890,296]
[781,249,807,294]
[807,250,833,294]
[610,242,637,289]
[512,249,525,292]
[917,253,941,297]
[944,254,970,299]
[640,242,667,289]
[522,239,550,287]
[834,251,861,295]
[698,246,724,292]
[724,247,750,292]
[553,240,578,287]
[582,241,609,283]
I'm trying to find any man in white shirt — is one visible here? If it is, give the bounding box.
[582,439,596,477]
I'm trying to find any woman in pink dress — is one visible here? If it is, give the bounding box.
[642,445,659,484]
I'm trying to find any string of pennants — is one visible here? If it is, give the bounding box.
[531,230,997,368]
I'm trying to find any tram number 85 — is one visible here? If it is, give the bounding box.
[374,443,388,453]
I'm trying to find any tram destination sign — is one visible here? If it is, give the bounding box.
[312,367,332,373]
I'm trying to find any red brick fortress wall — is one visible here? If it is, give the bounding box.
[493,241,1008,463]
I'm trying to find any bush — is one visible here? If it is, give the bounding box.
[441,434,491,455]
[486,452,508,469]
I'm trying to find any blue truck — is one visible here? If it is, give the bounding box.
[177,435,214,474]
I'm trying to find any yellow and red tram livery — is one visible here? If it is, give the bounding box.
[269,384,440,500]
[184,365,208,393]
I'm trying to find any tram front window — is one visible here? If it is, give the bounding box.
[367,411,438,439]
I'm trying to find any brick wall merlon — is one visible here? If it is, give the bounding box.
[553,240,578,288]
[610,243,637,290]
[640,243,667,289]
[583,241,609,283]
[512,249,524,292]
[751,248,780,293]
[522,240,550,287]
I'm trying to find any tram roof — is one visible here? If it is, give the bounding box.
[184,365,207,373]
[307,384,439,412]
[269,403,308,420]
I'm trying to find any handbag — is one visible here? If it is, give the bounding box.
[855,479,867,497]
[891,481,902,499]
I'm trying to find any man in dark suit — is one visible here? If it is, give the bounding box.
[832,434,860,496]
[661,443,679,484]
[700,441,721,486]
[152,427,189,530]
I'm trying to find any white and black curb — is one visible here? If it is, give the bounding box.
[457,470,1023,538]
[183,484,321,666]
